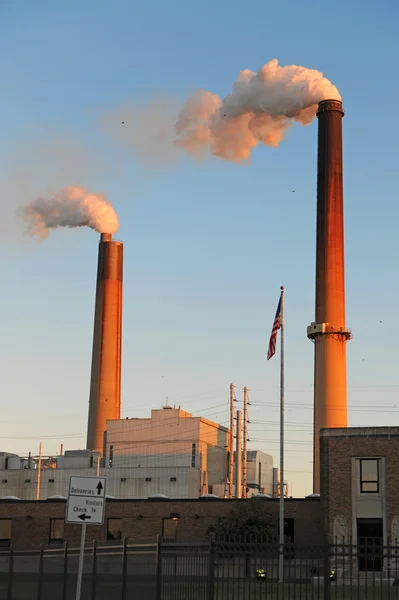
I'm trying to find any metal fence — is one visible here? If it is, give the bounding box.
[2,538,399,599]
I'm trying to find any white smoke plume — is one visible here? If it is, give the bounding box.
[20,186,119,240]
[176,59,341,162]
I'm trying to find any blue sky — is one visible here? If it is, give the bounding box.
[1,0,398,496]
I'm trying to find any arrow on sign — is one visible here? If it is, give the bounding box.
[96,482,103,495]
[78,514,91,521]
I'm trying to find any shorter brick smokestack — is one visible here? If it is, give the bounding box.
[86,233,123,453]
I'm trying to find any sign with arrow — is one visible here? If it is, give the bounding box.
[66,476,107,525]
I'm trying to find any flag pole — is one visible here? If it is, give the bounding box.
[278,285,285,584]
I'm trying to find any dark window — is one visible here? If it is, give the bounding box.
[48,479,55,483]
[120,478,127,482]
[0,520,11,547]
[108,445,114,468]
[170,477,177,482]
[162,517,178,539]
[107,518,122,540]
[25,479,31,483]
[360,459,379,493]
[1,479,7,484]
[145,477,152,482]
[357,518,383,572]
[191,443,196,467]
[49,519,64,545]
[278,518,295,543]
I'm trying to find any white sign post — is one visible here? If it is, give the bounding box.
[66,476,106,600]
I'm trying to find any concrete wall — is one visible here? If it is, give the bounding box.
[0,497,322,548]
[246,451,274,494]
[0,466,202,500]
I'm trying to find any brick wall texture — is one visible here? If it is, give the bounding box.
[0,498,321,548]
[321,431,399,542]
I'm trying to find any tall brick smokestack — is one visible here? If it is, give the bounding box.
[87,233,123,453]
[307,99,351,494]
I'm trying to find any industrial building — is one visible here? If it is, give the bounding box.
[2,425,399,562]
[0,407,274,500]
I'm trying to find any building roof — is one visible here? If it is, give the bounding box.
[321,426,399,439]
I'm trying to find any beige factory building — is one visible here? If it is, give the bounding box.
[0,407,273,500]
[103,406,229,496]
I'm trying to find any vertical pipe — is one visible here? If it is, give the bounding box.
[243,387,248,498]
[7,550,13,600]
[62,542,68,600]
[75,524,87,600]
[87,233,123,454]
[121,537,128,600]
[235,411,242,499]
[309,99,350,494]
[229,384,235,498]
[36,443,42,501]
[278,286,285,583]
[155,535,163,600]
[37,545,44,600]
[207,537,215,600]
[91,540,97,600]
[60,444,63,456]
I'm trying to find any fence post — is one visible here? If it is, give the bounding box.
[62,542,68,600]
[121,537,128,600]
[207,537,215,600]
[7,549,13,600]
[155,535,162,600]
[37,545,44,600]
[91,539,97,600]
[323,539,330,600]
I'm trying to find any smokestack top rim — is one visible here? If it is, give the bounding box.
[317,98,344,117]
[99,233,123,244]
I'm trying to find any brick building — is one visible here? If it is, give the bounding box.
[0,497,321,549]
[320,427,399,552]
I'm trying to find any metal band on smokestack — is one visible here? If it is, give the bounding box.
[86,233,123,454]
[308,99,351,494]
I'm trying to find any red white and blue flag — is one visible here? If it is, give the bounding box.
[267,296,282,360]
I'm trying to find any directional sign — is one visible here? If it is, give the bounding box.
[66,476,106,525]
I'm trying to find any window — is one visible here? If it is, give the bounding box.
[25,479,31,483]
[107,518,122,540]
[191,443,196,468]
[145,477,152,482]
[108,445,114,468]
[49,519,64,545]
[360,459,379,493]
[1,479,7,484]
[0,520,11,547]
[170,477,177,482]
[48,479,55,483]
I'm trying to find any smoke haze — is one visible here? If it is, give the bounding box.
[176,59,341,161]
[101,98,181,167]
[102,59,341,164]
[20,186,119,239]
[0,133,108,244]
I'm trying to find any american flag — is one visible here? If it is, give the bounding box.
[267,295,282,360]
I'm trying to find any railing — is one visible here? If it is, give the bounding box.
[1,538,399,599]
